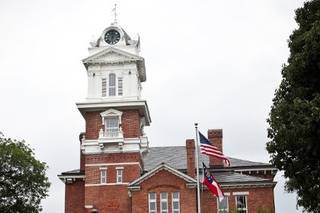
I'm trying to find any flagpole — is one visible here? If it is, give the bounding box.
[194,123,201,213]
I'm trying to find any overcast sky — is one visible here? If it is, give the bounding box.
[0,0,306,212]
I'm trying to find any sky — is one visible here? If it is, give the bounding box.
[0,0,306,212]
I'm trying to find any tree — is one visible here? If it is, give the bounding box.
[0,136,50,212]
[267,0,320,212]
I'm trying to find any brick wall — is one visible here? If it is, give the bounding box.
[200,186,275,213]
[85,185,131,213]
[85,152,143,165]
[85,111,102,139]
[84,152,142,212]
[121,110,141,138]
[65,180,85,213]
[85,164,141,184]
[186,139,196,178]
[131,169,197,213]
[207,129,224,167]
[85,153,142,184]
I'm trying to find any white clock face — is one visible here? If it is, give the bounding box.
[104,30,120,45]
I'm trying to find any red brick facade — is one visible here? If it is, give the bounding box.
[84,152,143,212]
[61,117,276,213]
[65,180,85,213]
[208,129,224,167]
[85,110,142,140]
[186,139,196,178]
[131,169,197,213]
[201,187,275,213]
[61,105,276,213]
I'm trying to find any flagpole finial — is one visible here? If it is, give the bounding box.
[194,123,198,128]
[111,3,118,25]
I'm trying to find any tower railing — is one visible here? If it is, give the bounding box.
[99,128,123,139]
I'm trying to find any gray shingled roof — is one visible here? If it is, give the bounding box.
[143,146,271,171]
[59,146,275,184]
[213,172,268,183]
[142,146,274,184]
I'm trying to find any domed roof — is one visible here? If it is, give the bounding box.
[90,24,139,49]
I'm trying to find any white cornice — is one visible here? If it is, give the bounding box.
[76,100,151,125]
[57,175,85,183]
[83,47,142,63]
[85,182,130,187]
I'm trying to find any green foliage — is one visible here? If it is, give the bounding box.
[0,136,50,213]
[268,208,274,213]
[267,0,320,212]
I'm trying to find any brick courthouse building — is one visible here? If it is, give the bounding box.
[58,20,277,213]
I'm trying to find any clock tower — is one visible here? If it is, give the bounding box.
[78,22,150,156]
[60,19,151,213]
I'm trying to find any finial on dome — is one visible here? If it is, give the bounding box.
[111,3,118,25]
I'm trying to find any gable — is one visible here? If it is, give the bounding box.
[129,163,196,191]
[82,47,146,82]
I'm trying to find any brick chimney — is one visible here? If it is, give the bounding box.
[207,129,224,167]
[186,139,195,178]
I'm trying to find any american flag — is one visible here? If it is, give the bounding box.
[199,131,230,166]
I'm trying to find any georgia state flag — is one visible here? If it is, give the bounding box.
[202,162,224,201]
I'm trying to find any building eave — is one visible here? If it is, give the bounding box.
[57,174,86,183]
[76,100,151,125]
[220,181,277,189]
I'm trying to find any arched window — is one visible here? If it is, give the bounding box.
[109,73,116,96]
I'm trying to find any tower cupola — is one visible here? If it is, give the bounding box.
[76,18,151,155]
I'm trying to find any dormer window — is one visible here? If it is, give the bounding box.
[109,73,116,96]
[100,109,123,138]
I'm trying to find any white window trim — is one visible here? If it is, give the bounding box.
[233,191,249,196]
[100,109,123,138]
[217,195,229,213]
[100,109,123,125]
[100,168,107,184]
[85,182,129,187]
[235,195,248,213]
[116,168,123,183]
[148,192,157,213]
[104,116,119,137]
[160,192,168,213]
[172,192,180,213]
